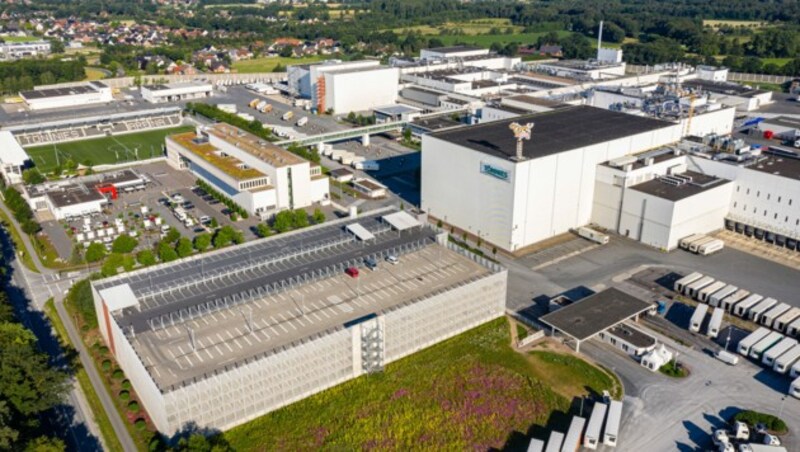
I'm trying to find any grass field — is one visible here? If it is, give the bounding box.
[225,318,620,450]
[83,67,107,81]
[393,19,523,36]
[26,126,193,172]
[437,30,572,48]
[233,55,326,73]
[761,57,793,67]
[1,35,39,42]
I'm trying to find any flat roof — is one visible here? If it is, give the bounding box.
[143,81,212,92]
[430,106,674,161]
[374,104,422,116]
[205,123,305,168]
[20,84,99,100]
[46,184,106,208]
[747,154,800,181]
[93,211,493,390]
[0,131,29,165]
[630,170,730,201]
[540,288,653,342]
[411,114,464,132]
[684,79,768,97]
[169,132,266,181]
[605,324,656,349]
[425,46,484,55]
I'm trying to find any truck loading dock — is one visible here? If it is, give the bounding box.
[540,287,653,352]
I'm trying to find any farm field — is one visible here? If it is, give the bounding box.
[436,30,572,48]
[393,18,524,36]
[233,55,326,73]
[225,318,620,450]
[26,126,193,172]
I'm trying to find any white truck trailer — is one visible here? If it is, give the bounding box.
[561,416,586,452]
[689,236,716,253]
[584,403,607,450]
[686,276,715,298]
[604,400,622,447]
[787,317,800,337]
[690,304,709,332]
[774,344,800,374]
[763,337,797,367]
[544,431,564,452]
[732,293,761,316]
[576,227,610,245]
[674,272,703,293]
[761,303,791,328]
[748,297,777,323]
[774,308,800,332]
[708,284,737,307]
[792,360,800,379]
[791,377,800,399]
[749,331,784,360]
[738,327,771,356]
[679,234,706,250]
[527,438,545,452]
[296,116,308,127]
[697,239,724,255]
[707,307,725,339]
[698,281,727,303]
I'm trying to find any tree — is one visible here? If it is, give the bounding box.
[111,234,138,254]
[292,209,309,229]
[175,237,193,258]
[194,233,211,251]
[85,243,106,263]
[273,211,293,233]
[312,208,326,224]
[209,217,219,229]
[0,401,18,450]
[213,226,234,248]
[279,46,294,58]
[136,249,156,266]
[158,242,178,262]
[24,436,65,452]
[255,223,272,238]
[22,169,45,185]
[232,229,245,245]
[561,33,594,59]
[164,227,180,244]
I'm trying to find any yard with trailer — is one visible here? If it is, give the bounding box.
[224,318,621,450]
[25,126,193,172]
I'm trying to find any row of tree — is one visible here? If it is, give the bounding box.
[0,58,86,95]
[2,187,40,235]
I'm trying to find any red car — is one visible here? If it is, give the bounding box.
[345,267,359,278]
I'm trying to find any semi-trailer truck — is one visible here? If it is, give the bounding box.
[690,304,709,332]
[738,327,771,356]
[707,307,724,339]
[674,272,703,293]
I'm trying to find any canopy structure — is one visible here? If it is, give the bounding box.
[346,223,375,241]
[382,211,421,231]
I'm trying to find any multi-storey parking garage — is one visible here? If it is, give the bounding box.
[91,208,507,434]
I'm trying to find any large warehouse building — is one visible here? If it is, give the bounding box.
[421,105,683,252]
[287,60,399,114]
[0,131,30,185]
[141,81,213,104]
[90,210,507,434]
[166,123,329,216]
[20,81,113,111]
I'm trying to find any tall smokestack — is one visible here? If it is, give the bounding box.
[597,20,604,57]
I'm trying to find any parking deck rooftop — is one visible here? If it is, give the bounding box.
[114,236,489,391]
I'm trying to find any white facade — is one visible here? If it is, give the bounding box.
[141,82,213,103]
[421,47,489,61]
[20,81,113,111]
[697,66,729,82]
[535,60,627,80]
[0,132,30,185]
[0,40,50,60]
[641,344,673,372]
[166,123,328,216]
[288,60,399,113]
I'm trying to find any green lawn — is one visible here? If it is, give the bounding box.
[526,351,623,400]
[225,318,618,450]
[233,55,327,73]
[26,126,193,172]
[437,30,572,48]
[761,57,792,67]
[1,35,40,42]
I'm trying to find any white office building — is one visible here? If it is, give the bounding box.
[141,81,213,104]
[166,123,328,217]
[287,60,399,114]
[421,106,682,252]
[0,40,50,60]
[0,132,30,185]
[20,81,113,111]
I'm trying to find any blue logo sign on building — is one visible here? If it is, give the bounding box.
[480,162,510,182]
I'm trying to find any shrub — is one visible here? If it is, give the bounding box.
[101,360,112,371]
[112,369,124,380]
[111,234,138,254]
[128,401,140,412]
[119,390,130,400]
[85,242,106,263]
[135,418,147,431]
[732,411,787,434]
[121,379,132,390]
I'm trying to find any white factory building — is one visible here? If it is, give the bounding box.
[287,60,399,114]
[19,81,113,111]
[165,123,328,217]
[393,46,521,74]
[0,132,30,185]
[534,59,627,80]
[90,211,507,434]
[421,106,684,252]
[0,40,50,60]
[141,81,213,104]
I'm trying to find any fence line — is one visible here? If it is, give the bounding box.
[626,64,795,84]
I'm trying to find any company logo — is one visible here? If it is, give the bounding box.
[480,162,510,181]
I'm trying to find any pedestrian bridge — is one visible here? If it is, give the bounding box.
[274,121,406,147]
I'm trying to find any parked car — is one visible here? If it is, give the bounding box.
[385,255,399,265]
[345,267,359,278]
[364,257,378,270]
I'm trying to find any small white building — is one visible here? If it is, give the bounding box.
[141,81,213,104]
[20,81,113,111]
[166,123,328,217]
[597,323,657,356]
[287,60,399,114]
[696,65,729,82]
[534,59,627,80]
[0,132,30,185]
[684,79,772,112]
[641,344,674,372]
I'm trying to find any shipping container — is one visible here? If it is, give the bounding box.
[708,284,738,307]
[748,297,777,323]
[761,303,791,328]
[674,272,703,293]
[690,304,709,333]
[707,307,725,339]
[749,331,784,360]
[686,276,715,298]
[774,308,800,332]
[698,281,727,303]
[698,239,724,255]
[732,293,762,316]
[738,327,771,356]
[583,403,607,450]
[561,416,586,452]
[679,234,706,250]
[763,337,798,367]
[774,344,800,373]
[545,432,564,452]
[603,400,622,447]
[689,236,716,253]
